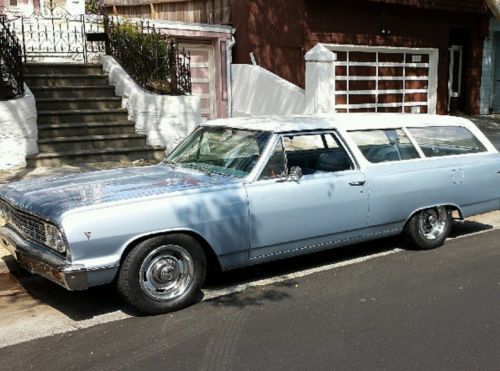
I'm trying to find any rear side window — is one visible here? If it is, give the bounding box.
[349,129,420,163]
[407,126,487,157]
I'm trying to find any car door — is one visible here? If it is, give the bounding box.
[244,131,369,260]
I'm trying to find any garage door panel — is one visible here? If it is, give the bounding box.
[350,94,377,104]
[350,52,376,62]
[378,67,403,76]
[405,80,428,89]
[404,93,428,102]
[379,53,404,63]
[350,108,377,113]
[336,66,347,75]
[378,94,403,104]
[349,80,377,90]
[406,67,429,77]
[331,46,435,114]
[378,80,404,90]
[349,66,377,76]
[378,106,404,113]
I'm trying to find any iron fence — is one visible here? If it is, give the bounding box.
[0,15,24,100]
[10,14,106,63]
[8,12,192,95]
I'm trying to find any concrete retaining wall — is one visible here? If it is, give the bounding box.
[231,64,306,117]
[0,86,38,170]
[101,56,202,154]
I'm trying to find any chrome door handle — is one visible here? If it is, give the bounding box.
[349,180,366,186]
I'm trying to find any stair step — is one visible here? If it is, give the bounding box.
[31,86,116,98]
[37,134,147,152]
[37,109,128,124]
[36,97,123,110]
[27,147,166,167]
[38,122,136,138]
[25,74,109,87]
[24,63,103,75]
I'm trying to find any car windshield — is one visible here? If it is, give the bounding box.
[166,126,271,178]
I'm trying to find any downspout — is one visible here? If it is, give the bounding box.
[226,30,236,118]
[486,0,500,19]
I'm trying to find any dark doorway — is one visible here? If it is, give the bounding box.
[447,28,471,114]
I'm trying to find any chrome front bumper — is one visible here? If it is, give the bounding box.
[0,226,89,290]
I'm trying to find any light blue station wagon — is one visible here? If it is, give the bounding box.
[0,113,499,314]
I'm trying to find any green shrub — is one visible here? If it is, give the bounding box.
[108,21,179,94]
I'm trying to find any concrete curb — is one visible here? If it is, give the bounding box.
[1,211,498,278]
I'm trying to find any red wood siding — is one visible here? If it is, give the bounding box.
[359,0,488,13]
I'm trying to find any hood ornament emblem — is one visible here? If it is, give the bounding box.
[84,232,92,240]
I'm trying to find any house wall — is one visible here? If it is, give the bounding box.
[230,0,488,115]
[0,85,38,170]
[107,0,230,23]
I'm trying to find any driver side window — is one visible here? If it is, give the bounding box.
[260,133,353,180]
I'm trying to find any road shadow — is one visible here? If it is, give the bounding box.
[1,218,493,320]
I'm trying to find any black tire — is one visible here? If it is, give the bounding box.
[404,206,452,250]
[117,234,207,315]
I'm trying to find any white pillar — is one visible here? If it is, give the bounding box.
[305,44,337,113]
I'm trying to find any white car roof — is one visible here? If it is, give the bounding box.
[201,113,475,133]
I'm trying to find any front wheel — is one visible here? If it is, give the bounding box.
[404,206,452,250]
[117,234,207,315]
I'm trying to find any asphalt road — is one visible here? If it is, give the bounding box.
[0,228,498,371]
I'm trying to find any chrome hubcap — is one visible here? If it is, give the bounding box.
[139,245,194,301]
[418,207,447,240]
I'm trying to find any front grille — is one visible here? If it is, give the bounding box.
[0,199,46,244]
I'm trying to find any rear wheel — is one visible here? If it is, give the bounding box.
[404,206,452,250]
[117,234,207,315]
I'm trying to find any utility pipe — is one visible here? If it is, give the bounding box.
[226,31,236,118]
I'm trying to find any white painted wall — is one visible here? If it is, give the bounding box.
[305,44,336,113]
[231,64,306,117]
[0,86,38,170]
[101,56,202,154]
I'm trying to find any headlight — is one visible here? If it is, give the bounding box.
[0,202,10,227]
[44,223,67,253]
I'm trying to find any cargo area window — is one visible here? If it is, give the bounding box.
[260,133,353,179]
[349,129,420,163]
[407,126,487,157]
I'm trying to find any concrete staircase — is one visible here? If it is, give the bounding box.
[24,63,165,167]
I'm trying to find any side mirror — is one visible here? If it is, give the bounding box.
[288,166,303,182]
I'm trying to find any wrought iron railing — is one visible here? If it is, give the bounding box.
[5,11,191,96]
[0,16,25,100]
[105,17,191,95]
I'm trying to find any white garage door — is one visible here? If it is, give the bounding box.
[180,43,216,121]
[326,45,438,114]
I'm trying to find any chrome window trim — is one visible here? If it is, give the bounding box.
[402,126,426,158]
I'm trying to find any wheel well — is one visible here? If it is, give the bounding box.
[120,231,222,273]
[405,204,464,226]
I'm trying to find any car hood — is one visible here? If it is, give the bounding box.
[0,164,238,221]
